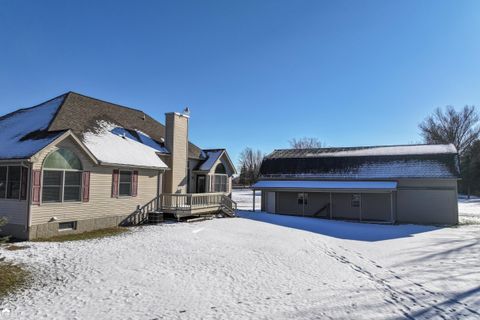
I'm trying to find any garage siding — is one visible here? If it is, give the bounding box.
[276,192,299,215]
[361,193,392,221]
[304,193,330,217]
[331,193,360,220]
[396,179,458,224]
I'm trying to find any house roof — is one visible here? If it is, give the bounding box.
[197,149,225,171]
[267,144,457,159]
[81,121,168,169]
[0,94,67,160]
[49,92,203,159]
[0,92,204,165]
[195,149,238,174]
[260,144,460,180]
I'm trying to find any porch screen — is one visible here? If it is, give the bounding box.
[213,175,227,192]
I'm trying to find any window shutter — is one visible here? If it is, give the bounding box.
[132,170,138,197]
[112,170,119,198]
[20,167,28,200]
[82,171,91,202]
[32,170,42,205]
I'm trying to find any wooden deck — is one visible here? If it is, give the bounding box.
[124,193,238,225]
[160,193,237,218]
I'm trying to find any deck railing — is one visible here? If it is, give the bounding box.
[160,193,228,210]
[125,193,237,225]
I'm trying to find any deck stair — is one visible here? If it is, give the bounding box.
[161,193,238,220]
[220,195,237,217]
[125,193,237,225]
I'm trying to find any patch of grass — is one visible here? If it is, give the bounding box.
[0,262,29,298]
[4,245,30,251]
[33,227,129,242]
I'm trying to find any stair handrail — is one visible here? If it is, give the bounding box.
[221,195,237,211]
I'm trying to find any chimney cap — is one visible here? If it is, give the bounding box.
[183,107,190,116]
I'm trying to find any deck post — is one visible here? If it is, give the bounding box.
[253,189,256,212]
[329,192,333,219]
[390,191,394,223]
[359,193,362,221]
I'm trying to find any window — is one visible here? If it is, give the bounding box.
[0,167,6,199]
[6,166,21,199]
[0,166,27,200]
[44,148,82,170]
[42,171,63,202]
[64,172,82,202]
[42,148,83,203]
[351,194,361,208]
[119,171,132,196]
[298,193,308,205]
[59,221,77,231]
[213,174,227,192]
[215,163,226,174]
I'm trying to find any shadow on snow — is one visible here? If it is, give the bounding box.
[237,211,439,242]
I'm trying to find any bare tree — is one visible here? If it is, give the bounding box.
[238,148,264,186]
[289,137,323,149]
[419,106,480,155]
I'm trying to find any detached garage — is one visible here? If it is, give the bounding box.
[253,144,460,225]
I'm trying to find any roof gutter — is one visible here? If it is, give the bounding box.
[97,160,169,171]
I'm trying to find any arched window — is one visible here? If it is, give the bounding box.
[42,148,83,203]
[44,148,83,170]
[214,163,226,174]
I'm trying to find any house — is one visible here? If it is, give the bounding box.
[252,144,460,225]
[0,92,237,240]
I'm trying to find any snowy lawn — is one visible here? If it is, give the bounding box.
[0,190,479,319]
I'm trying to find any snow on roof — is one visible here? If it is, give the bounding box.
[111,127,169,153]
[82,121,168,169]
[306,144,457,158]
[261,160,457,180]
[269,144,457,159]
[0,95,65,159]
[198,150,224,171]
[252,180,398,190]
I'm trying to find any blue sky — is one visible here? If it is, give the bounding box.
[1,0,480,164]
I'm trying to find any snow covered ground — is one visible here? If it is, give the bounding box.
[0,190,479,319]
[458,195,480,225]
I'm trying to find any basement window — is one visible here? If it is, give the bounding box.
[59,221,77,231]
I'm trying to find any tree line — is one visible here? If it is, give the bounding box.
[237,106,480,197]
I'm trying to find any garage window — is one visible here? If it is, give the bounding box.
[351,194,361,208]
[297,193,308,205]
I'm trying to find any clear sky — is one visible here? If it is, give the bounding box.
[1,0,480,165]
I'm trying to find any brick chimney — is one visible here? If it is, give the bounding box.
[164,111,189,193]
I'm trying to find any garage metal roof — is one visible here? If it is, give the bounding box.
[252,180,398,191]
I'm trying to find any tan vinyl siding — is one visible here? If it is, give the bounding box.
[29,137,160,226]
[165,113,188,193]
